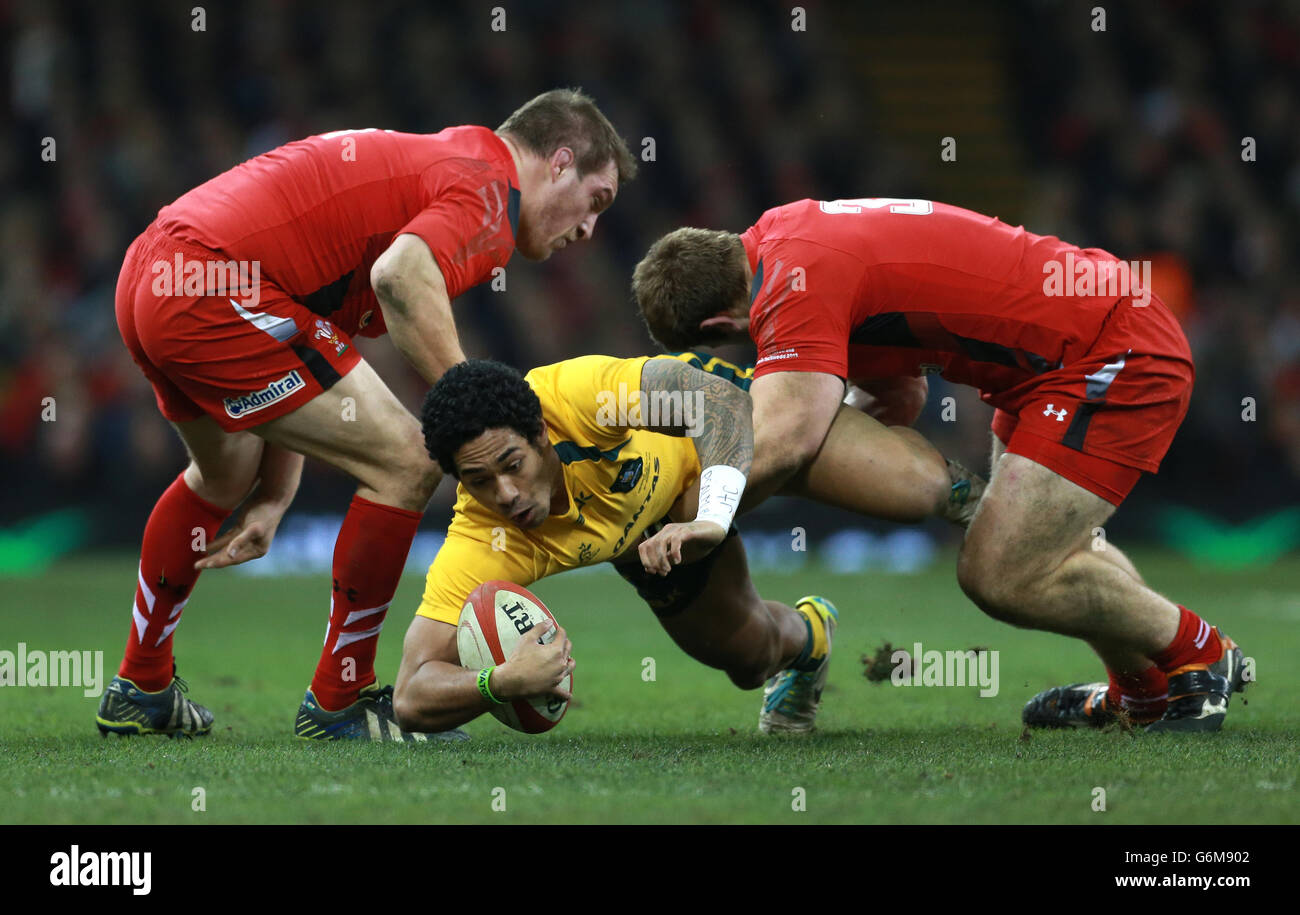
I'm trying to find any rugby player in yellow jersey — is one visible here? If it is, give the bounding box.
[392,353,839,735]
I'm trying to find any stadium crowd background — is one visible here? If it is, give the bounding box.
[3,0,1298,556]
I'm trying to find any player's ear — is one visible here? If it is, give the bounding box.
[699,314,746,336]
[549,147,575,181]
[533,421,551,450]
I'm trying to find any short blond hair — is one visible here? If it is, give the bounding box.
[632,228,747,351]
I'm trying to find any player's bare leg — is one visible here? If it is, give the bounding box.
[645,481,819,687]
[623,479,836,732]
[649,475,837,732]
[960,455,1178,647]
[257,359,443,732]
[961,453,1244,731]
[258,359,437,513]
[647,535,838,734]
[653,536,810,691]
[782,404,978,524]
[176,416,266,509]
[983,435,1152,679]
[98,416,264,737]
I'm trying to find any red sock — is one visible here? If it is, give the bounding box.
[1150,606,1223,673]
[1106,665,1168,722]
[309,495,422,711]
[120,472,230,691]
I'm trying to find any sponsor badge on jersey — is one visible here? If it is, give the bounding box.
[610,456,644,493]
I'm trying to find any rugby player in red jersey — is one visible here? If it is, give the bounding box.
[100,89,636,741]
[634,197,1248,732]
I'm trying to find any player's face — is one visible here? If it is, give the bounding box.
[517,156,618,261]
[454,428,555,529]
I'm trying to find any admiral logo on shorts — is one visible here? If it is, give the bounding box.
[223,371,305,418]
[151,253,262,307]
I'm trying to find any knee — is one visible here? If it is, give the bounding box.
[956,540,1035,627]
[375,427,441,508]
[721,624,782,691]
[892,430,954,521]
[683,625,775,691]
[726,658,770,691]
[399,444,441,502]
[391,686,420,732]
[184,461,256,510]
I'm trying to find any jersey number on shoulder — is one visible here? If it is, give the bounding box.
[818,197,933,215]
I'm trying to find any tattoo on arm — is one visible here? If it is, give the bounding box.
[639,358,753,475]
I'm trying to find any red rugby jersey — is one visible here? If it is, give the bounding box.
[156,125,520,337]
[742,198,1151,409]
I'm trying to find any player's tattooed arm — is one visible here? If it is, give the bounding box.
[371,233,468,384]
[636,358,753,575]
[639,358,753,475]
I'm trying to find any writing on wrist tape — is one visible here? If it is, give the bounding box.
[695,464,746,532]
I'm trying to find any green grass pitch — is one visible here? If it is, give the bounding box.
[1,550,1296,824]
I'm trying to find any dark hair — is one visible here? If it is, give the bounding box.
[498,88,638,185]
[632,227,748,351]
[421,360,544,476]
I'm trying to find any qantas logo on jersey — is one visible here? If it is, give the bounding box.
[223,371,305,418]
[612,456,661,556]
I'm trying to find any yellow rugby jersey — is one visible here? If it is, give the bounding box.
[417,355,703,625]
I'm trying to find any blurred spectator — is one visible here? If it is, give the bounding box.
[1,0,1297,536]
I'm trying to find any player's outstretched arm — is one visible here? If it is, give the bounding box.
[635,358,753,574]
[393,616,573,733]
[371,233,468,385]
[740,370,845,513]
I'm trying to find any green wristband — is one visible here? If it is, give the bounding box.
[477,666,505,705]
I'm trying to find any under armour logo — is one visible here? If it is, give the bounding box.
[1043,404,1068,421]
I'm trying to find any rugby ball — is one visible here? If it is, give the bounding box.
[456,580,570,733]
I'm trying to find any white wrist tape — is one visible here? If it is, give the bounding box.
[695,464,747,532]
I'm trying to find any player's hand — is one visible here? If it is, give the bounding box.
[194,498,288,570]
[494,619,574,701]
[638,520,727,576]
[845,376,928,427]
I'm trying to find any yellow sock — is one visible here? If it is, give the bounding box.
[796,600,829,663]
